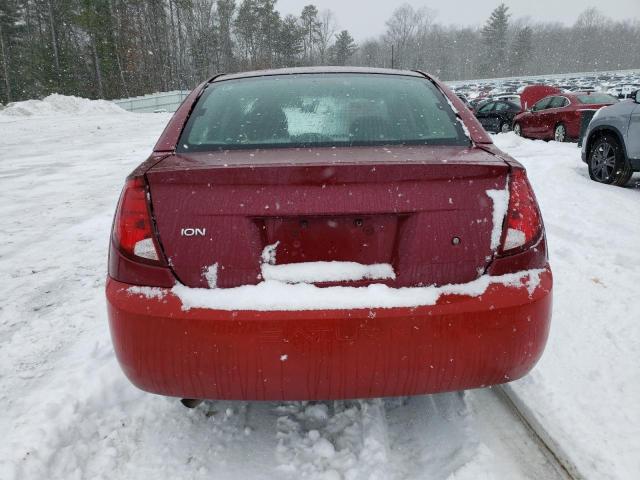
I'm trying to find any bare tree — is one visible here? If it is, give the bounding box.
[384,4,433,69]
[316,9,336,64]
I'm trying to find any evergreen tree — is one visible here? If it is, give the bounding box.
[277,14,303,67]
[479,3,510,76]
[300,4,320,64]
[255,0,280,68]
[509,26,533,76]
[0,0,20,103]
[76,0,122,98]
[331,30,356,66]
[360,40,382,67]
[217,0,236,72]
[185,0,219,81]
[235,0,259,68]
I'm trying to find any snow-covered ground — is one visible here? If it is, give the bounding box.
[0,97,638,479]
[491,134,640,480]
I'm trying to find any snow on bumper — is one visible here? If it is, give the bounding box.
[106,267,552,401]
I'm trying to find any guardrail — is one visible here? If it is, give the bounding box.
[113,90,191,113]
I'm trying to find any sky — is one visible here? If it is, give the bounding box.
[276,0,640,40]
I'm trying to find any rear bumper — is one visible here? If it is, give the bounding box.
[106,267,552,401]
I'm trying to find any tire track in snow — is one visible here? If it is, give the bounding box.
[274,399,392,480]
[271,389,569,480]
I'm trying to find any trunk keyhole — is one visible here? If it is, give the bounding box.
[452,236,461,246]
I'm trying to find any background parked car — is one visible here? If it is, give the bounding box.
[513,92,618,142]
[468,96,489,111]
[474,100,521,133]
[519,85,561,111]
[491,94,521,107]
[451,72,640,113]
[581,90,640,185]
[456,93,472,109]
[620,84,640,98]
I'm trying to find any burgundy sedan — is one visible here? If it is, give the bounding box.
[513,92,617,142]
[106,68,552,404]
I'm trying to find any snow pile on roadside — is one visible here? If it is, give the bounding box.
[0,94,125,119]
[493,132,640,480]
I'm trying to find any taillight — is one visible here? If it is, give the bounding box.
[112,177,164,264]
[500,170,542,254]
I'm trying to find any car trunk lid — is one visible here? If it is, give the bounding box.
[146,145,509,288]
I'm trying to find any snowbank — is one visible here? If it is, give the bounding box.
[493,132,640,480]
[0,94,125,119]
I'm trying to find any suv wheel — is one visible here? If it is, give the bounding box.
[500,122,511,133]
[588,134,633,186]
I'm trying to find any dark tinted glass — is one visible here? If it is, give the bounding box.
[532,97,552,111]
[477,102,495,113]
[549,97,568,108]
[577,94,617,104]
[178,74,470,151]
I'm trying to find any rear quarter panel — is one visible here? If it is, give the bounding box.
[563,108,583,139]
[626,104,640,159]
[585,101,637,158]
[153,81,208,152]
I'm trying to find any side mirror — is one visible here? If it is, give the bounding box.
[633,90,640,104]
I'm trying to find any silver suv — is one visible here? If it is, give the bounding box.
[582,91,640,185]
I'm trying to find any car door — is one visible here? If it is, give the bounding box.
[491,101,511,131]
[537,96,567,139]
[627,104,640,159]
[526,97,552,137]
[475,102,497,132]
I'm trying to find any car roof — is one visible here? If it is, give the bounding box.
[213,66,425,82]
[481,99,519,107]
[537,92,573,100]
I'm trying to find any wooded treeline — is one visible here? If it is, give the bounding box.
[1,1,639,104]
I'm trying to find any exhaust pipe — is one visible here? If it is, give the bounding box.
[181,398,204,408]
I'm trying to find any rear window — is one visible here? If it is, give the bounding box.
[508,98,521,108]
[549,96,568,108]
[576,94,617,104]
[178,74,469,152]
[532,97,552,111]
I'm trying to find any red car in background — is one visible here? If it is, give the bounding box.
[106,67,552,404]
[513,92,618,142]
